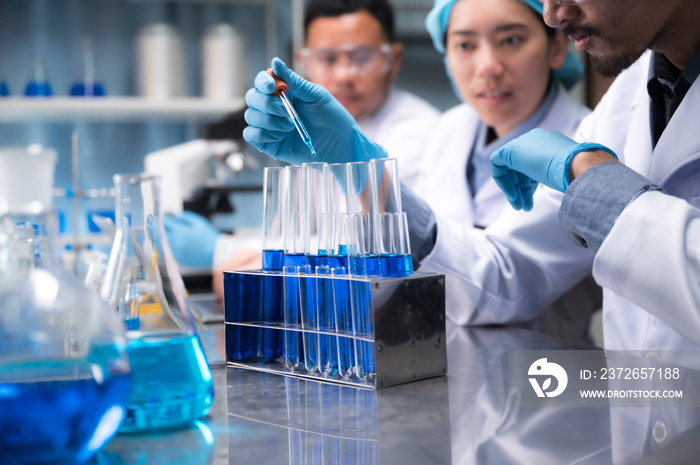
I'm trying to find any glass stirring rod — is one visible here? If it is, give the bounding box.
[267,69,317,157]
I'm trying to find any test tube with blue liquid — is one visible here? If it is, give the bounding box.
[377,212,413,277]
[298,263,319,373]
[303,163,331,374]
[260,167,286,360]
[283,264,304,371]
[284,166,306,268]
[331,266,355,379]
[316,265,338,376]
[346,213,375,381]
[267,69,317,158]
[323,163,351,270]
[347,162,380,276]
[303,162,330,271]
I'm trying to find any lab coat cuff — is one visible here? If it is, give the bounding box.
[212,228,263,272]
[400,182,438,268]
[559,161,662,253]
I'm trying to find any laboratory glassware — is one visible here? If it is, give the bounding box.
[100,173,214,433]
[70,37,106,97]
[0,147,131,464]
[24,55,52,97]
[267,68,317,157]
[346,213,374,381]
[377,212,413,277]
[258,166,285,361]
[262,167,286,270]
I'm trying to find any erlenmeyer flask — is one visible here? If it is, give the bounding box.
[101,173,214,433]
[0,147,131,465]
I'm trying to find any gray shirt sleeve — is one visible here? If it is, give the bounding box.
[558,161,663,253]
[400,182,438,267]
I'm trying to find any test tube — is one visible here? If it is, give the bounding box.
[316,265,337,377]
[346,163,380,275]
[302,162,328,270]
[370,158,402,214]
[323,164,351,269]
[262,167,286,270]
[261,167,285,360]
[298,263,319,373]
[331,266,354,379]
[377,212,413,277]
[284,166,306,268]
[267,69,317,157]
[283,264,303,371]
[346,213,374,381]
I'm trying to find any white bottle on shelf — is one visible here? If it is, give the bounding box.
[136,23,187,100]
[201,24,248,101]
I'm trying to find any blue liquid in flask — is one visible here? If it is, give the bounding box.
[120,332,214,433]
[0,357,130,465]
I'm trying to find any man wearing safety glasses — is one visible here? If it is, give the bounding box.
[296,0,440,188]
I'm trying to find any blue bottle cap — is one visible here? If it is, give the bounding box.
[25,81,53,97]
[70,81,106,97]
[0,81,9,96]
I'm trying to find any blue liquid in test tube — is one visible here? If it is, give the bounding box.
[262,249,284,361]
[331,267,354,379]
[224,272,260,361]
[316,266,338,377]
[299,265,319,373]
[283,266,304,371]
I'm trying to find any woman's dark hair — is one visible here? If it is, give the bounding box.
[304,0,395,42]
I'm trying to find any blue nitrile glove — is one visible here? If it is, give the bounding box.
[490,128,618,211]
[163,211,220,269]
[243,57,387,164]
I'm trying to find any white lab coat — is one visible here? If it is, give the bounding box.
[416,83,598,340]
[358,88,440,189]
[415,81,589,228]
[420,50,700,353]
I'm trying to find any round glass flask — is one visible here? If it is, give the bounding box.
[0,147,131,464]
[101,173,214,433]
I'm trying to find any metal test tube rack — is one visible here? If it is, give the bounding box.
[223,269,447,389]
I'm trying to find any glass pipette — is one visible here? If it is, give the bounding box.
[267,69,317,158]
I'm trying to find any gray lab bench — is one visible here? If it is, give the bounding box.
[97,323,700,464]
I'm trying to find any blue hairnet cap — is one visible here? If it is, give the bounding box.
[425,0,584,90]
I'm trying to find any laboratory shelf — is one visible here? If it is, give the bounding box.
[0,97,246,122]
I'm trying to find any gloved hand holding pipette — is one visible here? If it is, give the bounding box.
[490,129,619,211]
[243,57,387,165]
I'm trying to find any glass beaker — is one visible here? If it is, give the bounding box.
[0,146,131,465]
[101,173,214,433]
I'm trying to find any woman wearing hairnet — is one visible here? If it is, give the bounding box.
[412,0,600,341]
[416,0,586,229]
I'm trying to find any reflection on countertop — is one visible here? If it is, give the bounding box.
[92,323,700,465]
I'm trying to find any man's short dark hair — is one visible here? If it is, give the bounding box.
[304,0,395,42]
